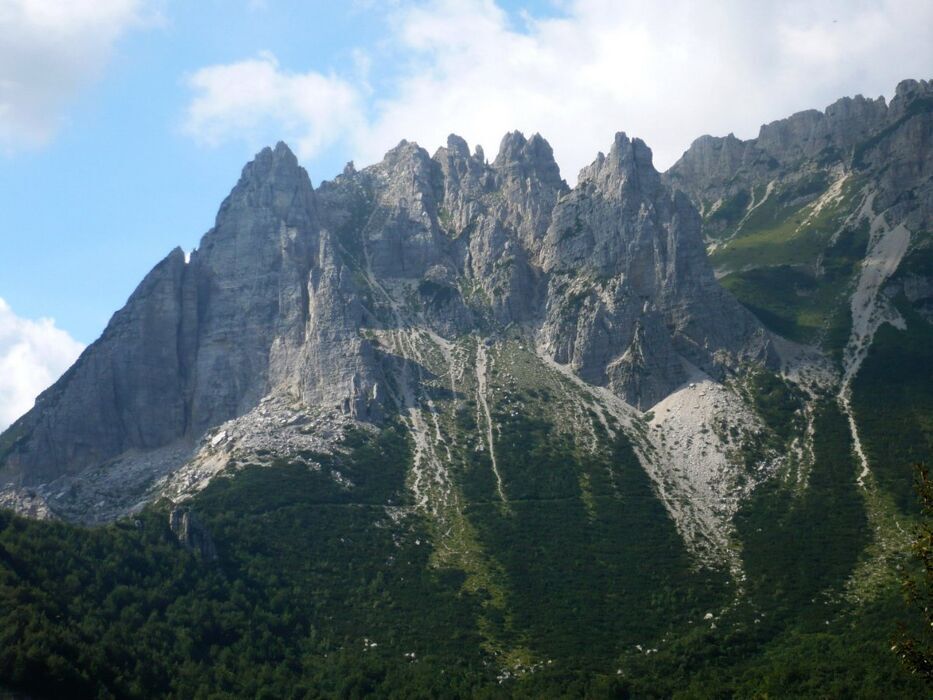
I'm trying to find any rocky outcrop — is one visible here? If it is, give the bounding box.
[858,79,933,231]
[0,247,193,485]
[1,128,775,511]
[536,133,772,407]
[169,506,217,561]
[665,78,932,232]
[0,143,385,491]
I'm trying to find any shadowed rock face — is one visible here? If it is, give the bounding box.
[168,506,217,561]
[0,247,193,484]
[0,131,773,488]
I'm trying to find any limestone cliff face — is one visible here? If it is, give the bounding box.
[0,248,193,485]
[168,506,217,561]
[665,78,932,232]
[0,129,773,489]
[536,133,770,407]
[0,143,383,488]
[861,79,933,230]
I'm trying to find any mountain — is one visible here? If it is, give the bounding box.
[666,77,933,511]
[665,79,931,348]
[0,81,929,697]
[0,130,773,537]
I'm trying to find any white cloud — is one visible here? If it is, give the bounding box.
[0,298,84,431]
[0,0,151,151]
[182,52,366,160]
[182,0,933,178]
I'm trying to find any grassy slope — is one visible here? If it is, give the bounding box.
[736,400,869,612]
[463,408,726,665]
[712,174,868,356]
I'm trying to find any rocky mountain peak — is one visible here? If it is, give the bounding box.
[216,139,316,231]
[607,131,655,169]
[889,77,932,118]
[380,139,434,169]
[237,140,305,187]
[372,139,442,199]
[577,132,660,196]
[664,77,932,225]
[894,77,930,99]
[667,133,747,191]
[433,133,489,193]
[493,130,564,190]
[823,93,887,120]
[444,133,471,159]
[753,93,891,163]
[687,132,744,153]
[0,125,777,515]
[494,129,527,160]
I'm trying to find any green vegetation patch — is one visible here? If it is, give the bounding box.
[712,172,862,273]
[459,407,728,666]
[720,217,869,357]
[617,587,926,698]
[416,278,458,310]
[747,370,807,450]
[721,265,821,342]
[0,425,494,698]
[736,400,870,611]
[851,297,933,513]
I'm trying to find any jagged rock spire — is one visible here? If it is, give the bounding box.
[493,130,564,189]
[577,132,660,195]
[1,125,775,501]
[215,140,316,230]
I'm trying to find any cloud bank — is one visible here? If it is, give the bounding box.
[0,298,84,430]
[182,0,933,178]
[182,51,366,159]
[0,0,149,151]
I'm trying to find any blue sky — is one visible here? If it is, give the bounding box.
[0,0,931,427]
[0,1,563,344]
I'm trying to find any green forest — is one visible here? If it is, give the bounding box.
[1,409,928,698]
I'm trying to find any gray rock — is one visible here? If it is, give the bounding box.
[1,141,382,490]
[1,127,776,507]
[665,78,932,233]
[0,247,192,485]
[536,133,772,407]
[169,506,217,561]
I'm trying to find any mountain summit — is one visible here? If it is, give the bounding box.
[1,129,772,538]
[0,80,930,698]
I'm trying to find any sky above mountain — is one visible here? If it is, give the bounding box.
[0,0,930,430]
